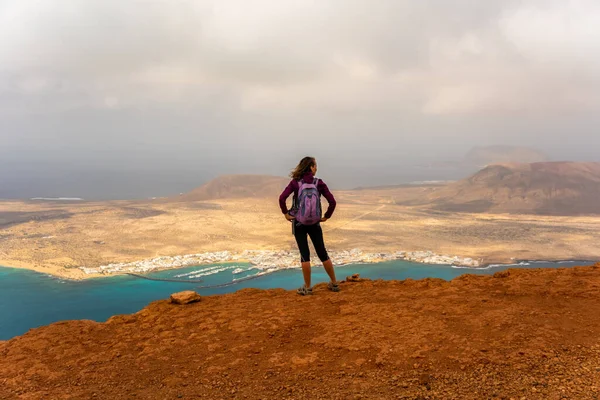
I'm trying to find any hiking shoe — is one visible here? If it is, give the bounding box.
[327,282,340,292]
[297,286,313,296]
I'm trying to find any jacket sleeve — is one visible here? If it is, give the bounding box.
[278,180,296,214]
[319,180,337,219]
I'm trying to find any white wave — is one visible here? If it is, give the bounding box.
[451,260,557,270]
[451,264,504,270]
[232,269,278,281]
[334,263,356,268]
[500,262,532,266]
[174,265,244,278]
[451,261,536,269]
[174,265,230,278]
[231,268,245,274]
[186,267,237,279]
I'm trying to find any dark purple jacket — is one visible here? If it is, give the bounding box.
[279,172,336,219]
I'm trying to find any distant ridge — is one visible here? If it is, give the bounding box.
[352,181,451,191]
[464,145,549,166]
[173,174,290,201]
[423,162,600,215]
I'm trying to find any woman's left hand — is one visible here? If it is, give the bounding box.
[320,217,328,222]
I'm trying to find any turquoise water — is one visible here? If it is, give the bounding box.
[0,260,594,340]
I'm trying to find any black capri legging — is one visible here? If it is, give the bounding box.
[293,221,330,263]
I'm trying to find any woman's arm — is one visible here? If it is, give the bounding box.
[279,180,296,215]
[319,180,336,219]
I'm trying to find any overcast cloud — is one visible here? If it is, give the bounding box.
[1,0,600,198]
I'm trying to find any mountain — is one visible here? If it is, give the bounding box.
[172,174,290,201]
[424,162,600,215]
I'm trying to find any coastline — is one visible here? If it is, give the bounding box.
[78,249,482,277]
[0,250,481,280]
[0,259,102,280]
[2,250,596,281]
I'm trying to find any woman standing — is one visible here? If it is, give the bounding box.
[279,157,339,295]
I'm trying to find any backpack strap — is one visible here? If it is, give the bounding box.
[298,177,318,190]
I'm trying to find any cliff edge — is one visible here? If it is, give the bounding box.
[2,265,600,399]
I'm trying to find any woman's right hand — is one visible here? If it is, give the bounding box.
[285,213,295,221]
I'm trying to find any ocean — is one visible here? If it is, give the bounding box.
[0,260,595,340]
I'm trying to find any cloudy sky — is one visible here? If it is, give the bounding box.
[1,0,600,198]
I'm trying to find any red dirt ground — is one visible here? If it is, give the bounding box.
[2,264,600,399]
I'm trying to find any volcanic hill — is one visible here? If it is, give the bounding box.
[422,162,600,215]
[172,175,289,202]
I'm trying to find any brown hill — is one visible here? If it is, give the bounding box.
[172,174,290,202]
[423,162,600,215]
[2,265,600,399]
[464,145,549,166]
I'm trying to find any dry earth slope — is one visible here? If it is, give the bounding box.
[1,264,600,399]
[422,162,600,215]
[171,175,290,202]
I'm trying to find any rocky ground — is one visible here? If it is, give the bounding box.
[2,264,600,399]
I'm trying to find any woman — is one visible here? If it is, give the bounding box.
[279,156,339,295]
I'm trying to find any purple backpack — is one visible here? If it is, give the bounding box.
[295,178,322,225]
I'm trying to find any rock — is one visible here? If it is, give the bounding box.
[346,273,363,282]
[170,291,201,305]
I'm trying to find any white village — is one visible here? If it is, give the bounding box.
[80,249,481,276]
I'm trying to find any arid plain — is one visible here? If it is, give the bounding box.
[2,180,599,280]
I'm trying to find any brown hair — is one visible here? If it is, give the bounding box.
[290,157,315,180]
